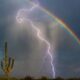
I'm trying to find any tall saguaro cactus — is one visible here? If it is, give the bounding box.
[1,42,14,78]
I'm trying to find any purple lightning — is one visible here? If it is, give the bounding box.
[16,1,55,78]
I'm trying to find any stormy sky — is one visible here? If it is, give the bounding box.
[40,0,80,38]
[0,0,80,78]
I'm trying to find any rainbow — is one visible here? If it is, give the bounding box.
[30,1,80,44]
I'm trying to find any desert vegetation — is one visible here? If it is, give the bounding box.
[0,43,79,80]
[0,42,15,80]
[0,76,80,80]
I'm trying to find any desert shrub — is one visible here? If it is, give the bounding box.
[54,77,64,80]
[23,76,33,80]
[40,76,48,80]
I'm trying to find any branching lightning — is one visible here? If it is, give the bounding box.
[16,0,55,78]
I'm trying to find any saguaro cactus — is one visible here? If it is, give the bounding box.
[1,42,14,78]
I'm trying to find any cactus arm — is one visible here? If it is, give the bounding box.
[11,59,14,69]
[1,61,4,70]
[1,60,6,73]
[7,58,14,73]
[8,58,11,68]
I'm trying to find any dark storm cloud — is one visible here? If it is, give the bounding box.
[40,0,80,77]
[40,0,80,38]
[0,0,80,78]
[55,28,80,78]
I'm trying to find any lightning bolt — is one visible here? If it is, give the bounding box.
[16,1,55,78]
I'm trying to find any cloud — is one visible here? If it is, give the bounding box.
[0,0,80,78]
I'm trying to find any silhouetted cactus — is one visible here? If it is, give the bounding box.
[1,42,15,79]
